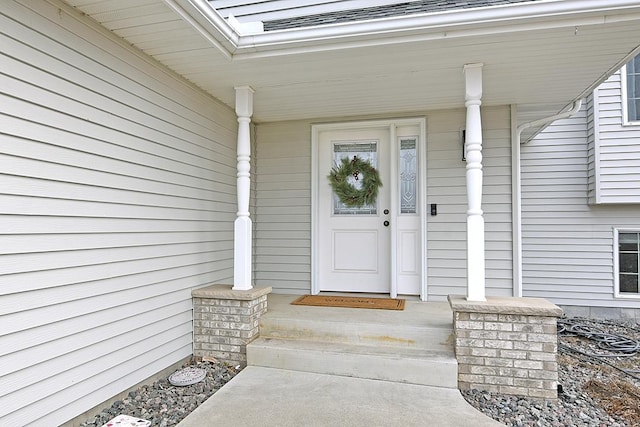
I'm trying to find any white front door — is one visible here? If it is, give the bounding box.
[317,127,391,293]
[313,119,426,297]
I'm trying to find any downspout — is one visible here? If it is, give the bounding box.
[511,99,583,297]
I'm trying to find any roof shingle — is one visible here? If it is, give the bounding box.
[263,0,541,31]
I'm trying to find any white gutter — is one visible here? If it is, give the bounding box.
[511,99,583,297]
[179,0,640,58]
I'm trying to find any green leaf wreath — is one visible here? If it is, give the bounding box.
[328,156,382,207]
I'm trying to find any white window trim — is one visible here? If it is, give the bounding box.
[614,227,640,299]
[621,63,640,126]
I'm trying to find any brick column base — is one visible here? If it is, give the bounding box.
[192,284,272,367]
[448,295,563,399]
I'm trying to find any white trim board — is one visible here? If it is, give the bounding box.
[614,227,640,300]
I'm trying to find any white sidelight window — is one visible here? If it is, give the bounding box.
[399,137,418,214]
[623,54,640,124]
[615,229,640,297]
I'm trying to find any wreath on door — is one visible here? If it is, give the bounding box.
[328,156,382,207]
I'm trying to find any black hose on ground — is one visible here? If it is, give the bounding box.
[558,317,640,381]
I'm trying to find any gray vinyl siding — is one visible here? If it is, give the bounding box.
[1,2,237,426]
[254,121,312,293]
[521,106,640,307]
[588,71,640,204]
[426,107,513,300]
[254,106,513,299]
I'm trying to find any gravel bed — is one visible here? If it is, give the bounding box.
[79,360,240,427]
[462,359,624,426]
[81,318,640,427]
[462,318,640,426]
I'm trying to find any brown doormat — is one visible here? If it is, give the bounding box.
[291,295,405,310]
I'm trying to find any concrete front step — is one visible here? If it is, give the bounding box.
[259,295,455,351]
[247,337,458,388]
[246,295,458,389]
[258,315,453,353]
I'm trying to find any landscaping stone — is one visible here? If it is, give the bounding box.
[79,361,239,427]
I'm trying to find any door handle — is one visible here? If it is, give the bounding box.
[383,220,390,227]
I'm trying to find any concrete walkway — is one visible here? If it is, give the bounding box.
[177,366,503,427]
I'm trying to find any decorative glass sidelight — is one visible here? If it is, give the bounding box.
[332,141,378,215]
[399,137,417,214]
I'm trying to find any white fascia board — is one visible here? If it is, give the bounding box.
[185,0,640,58]
[166,0,240,56]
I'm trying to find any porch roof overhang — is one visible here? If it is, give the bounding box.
[67,0,640,135]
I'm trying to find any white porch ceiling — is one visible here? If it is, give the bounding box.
[64,0,640,128]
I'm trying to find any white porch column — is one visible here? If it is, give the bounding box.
[233,86,254,291]
[464,63,486,302]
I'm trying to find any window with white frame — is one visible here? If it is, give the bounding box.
[616,230,640,296]
[624,54,640,124]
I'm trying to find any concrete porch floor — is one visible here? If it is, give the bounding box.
[178,294,503,426]
[264,293,454,331]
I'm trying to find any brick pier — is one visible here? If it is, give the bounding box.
[448,295,563,399]
[192,284,271,366]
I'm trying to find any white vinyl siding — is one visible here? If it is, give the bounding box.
[588,70,640,204]
[254,106,513,299]
[521,106,640,307]
[1,2,237,426]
